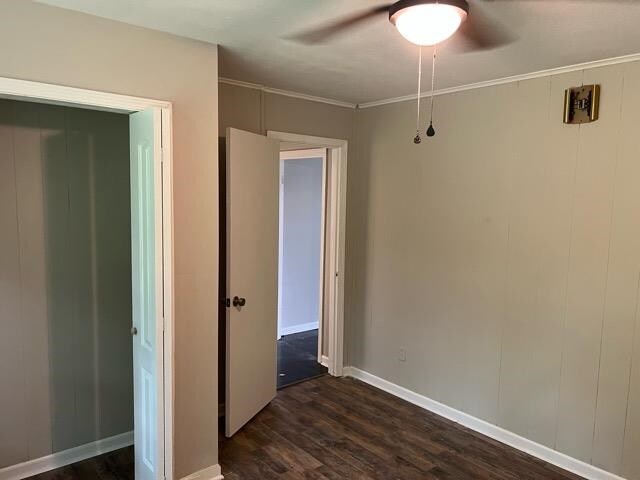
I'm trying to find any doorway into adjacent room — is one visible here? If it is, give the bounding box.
[277,148,328,388]
[220,128,347,437]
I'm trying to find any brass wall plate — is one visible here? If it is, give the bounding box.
[563,84,600,124]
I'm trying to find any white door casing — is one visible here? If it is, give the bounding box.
[130,108,164,479]
[225,127,280,437]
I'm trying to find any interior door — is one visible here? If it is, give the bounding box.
[129,108,164,480]
[225,127,280,437]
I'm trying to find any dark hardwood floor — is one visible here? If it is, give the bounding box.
[25,375,585,480]
[220,375,585,480]
[26,446,133,480]
[277,329,328,389]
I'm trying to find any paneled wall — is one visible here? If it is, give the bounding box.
[0,99,132,468]
[349,61,640,479]
[0,3,219,475]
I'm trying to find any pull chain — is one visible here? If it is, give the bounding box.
[427,46,437,137]
[414,46,423,144]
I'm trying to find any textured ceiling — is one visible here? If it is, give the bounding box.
[38,0,640,104]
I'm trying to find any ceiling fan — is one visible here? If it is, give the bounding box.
[289,0,631,50]
[288,0,630,142]
[288,0,511,51]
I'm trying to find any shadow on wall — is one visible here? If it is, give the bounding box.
[0,100,133,466]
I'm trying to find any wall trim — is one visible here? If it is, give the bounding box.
[279,322,319,337]
[0,431,133,480]
[344,367,627,480]
[180,464,223,480]
[0,76,170,113]
[222,53,640,111]
[321,355,330,368]
[358,52,640,108]
[219,77,356,109]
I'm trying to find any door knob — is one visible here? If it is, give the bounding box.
[131,326,138,335]
[232,296,246,307]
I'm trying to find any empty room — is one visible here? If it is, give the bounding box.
[1,1,640,480]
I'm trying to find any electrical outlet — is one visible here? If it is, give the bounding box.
[398,348,406,362]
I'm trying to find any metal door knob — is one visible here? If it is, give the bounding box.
[131,327,138,335]
[232,296,246,307]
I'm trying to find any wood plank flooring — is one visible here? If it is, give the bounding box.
[24,375,585,479]
[220,376,585,480]
[25,446,133,480]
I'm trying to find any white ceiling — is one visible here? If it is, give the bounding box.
[38,0,640,105]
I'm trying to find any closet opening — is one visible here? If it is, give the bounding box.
[0,79,173,480]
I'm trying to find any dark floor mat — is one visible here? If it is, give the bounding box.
[277,329,327,388]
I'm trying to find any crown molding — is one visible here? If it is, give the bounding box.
[218,77,356,109]
[220,52,640,112]
[358,52,640,108]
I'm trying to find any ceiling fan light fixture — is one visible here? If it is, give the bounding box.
[390,0,468,46]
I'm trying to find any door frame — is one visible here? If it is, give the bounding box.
[0,76,175,479]
[267,131,347,377]
[277,148,327,348]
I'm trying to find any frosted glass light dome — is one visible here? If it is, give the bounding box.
[390,2,468,46]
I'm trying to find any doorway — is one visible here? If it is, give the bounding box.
[277,148,328,388]
[220,127,347,438]
[0,78,173,480]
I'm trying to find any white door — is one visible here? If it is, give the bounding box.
[130,108,164,480]
[225,127,280,437]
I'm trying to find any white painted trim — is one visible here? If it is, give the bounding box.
[219,77,356,109]
[358,52,640,108]
[180,464,223,480]
[0,76,170,112]
[0,76,175,480]
[161,106,175,480]
[268,132,347,378]
[320,355,330,368]
[280,148,327,160]
[344,367,627,480]
[280,321,320,337]
[277,156,285,341]
[222,53,640,111]
[268,131,347,149]
[317,150,328,364]
[0,431,134,480]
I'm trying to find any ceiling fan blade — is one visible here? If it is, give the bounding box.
[285,5,391,44]
[454,1,517,52]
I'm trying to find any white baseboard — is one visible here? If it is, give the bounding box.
[344,367,627,480]
[320,355,329,367]
[279,322,318,337]
[0,431,133,480]
[180,463,223,480]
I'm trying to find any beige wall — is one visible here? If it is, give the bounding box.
[0,100,133,467]
[0,2,219,477]
[218,82,356,364]
[350,61,640,479]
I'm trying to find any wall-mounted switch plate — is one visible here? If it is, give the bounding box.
[398,348,406,362]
